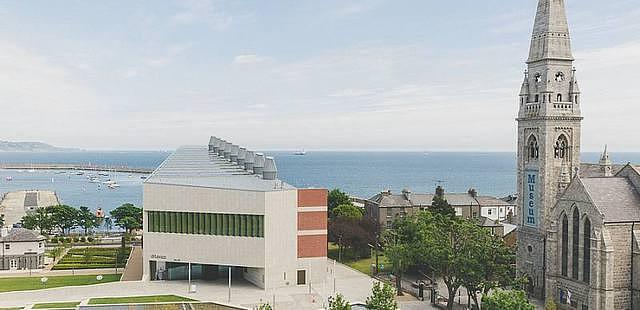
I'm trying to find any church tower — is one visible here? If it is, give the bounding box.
[516,0,583,299]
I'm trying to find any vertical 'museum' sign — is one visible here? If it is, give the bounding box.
[525,170,538,228]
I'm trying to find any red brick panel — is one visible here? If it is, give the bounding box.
[298,189,328,208]
[298,235,328,258]
[298,211,327,231]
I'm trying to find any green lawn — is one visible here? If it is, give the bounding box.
[52,247,130,270]
[328,243,392,275]
[32,302,80,309]
[0,274,121,293]
[88,295,196,305]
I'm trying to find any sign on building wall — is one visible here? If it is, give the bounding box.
[524,170,539,228]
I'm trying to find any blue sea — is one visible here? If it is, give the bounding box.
[0,151,639,216]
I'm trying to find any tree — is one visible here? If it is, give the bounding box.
[50,205,79,235]
[431,190,456,217]
[329,217,378,260]
[333,204,363,219]
[328,294,351,310]
[21,207,55,235]
[328,189,352,216]
[77,206,99,235]
[110,203,143,233]
[482,289,534,310]
[104,216,114,231]
[257,304,272,310]
[0,214,4,227]
[366,282,397,310]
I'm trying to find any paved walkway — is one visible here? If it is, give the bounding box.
[120,246,142,281]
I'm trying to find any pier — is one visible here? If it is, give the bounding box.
[0,163,153,174]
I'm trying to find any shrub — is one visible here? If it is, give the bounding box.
[80,237,86,243]
[49,237,58,243]
[87,237,95,243]
[63,238,72,243]
[73,237,80,243]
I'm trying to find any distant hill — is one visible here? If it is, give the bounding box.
[0,140,80,152]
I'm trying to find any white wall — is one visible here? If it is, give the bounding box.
[2,241,44,256]
[263,189,298,289]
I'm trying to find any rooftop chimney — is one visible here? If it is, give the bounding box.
[402,188,412,201]
[238,148,247,167]
[253,153,265,175]
[230,145,239,163]
[263,157,278,180]
[244,151,255,172]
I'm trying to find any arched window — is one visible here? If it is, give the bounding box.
[535,94,539,102]
[583,218,591,283]
[527,135,539,159]
[561,214,568,276]
[572,208,579,280]
[557,94,562,102]
[554,135,569,159]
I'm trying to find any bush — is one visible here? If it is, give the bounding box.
[87,237,95,243]
[49,237,58,243]
[63,238,72,244]
[73,237,80,243]
[80,237,86,243]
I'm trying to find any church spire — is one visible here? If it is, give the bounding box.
[600,145,613,176]
[528,0,574,63]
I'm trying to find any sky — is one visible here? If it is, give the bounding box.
[0,0,639,152]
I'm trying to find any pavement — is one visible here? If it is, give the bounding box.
[120,246,142,281]
[0,262,436,310]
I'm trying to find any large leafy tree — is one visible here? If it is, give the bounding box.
[388,210,514,310]
[50,205,79,235]
[328,189,352,216]
[366,282,397,310]
[110,203,143,233]
[329,216,378,260]
[332,203,363,219]
[482,289,535,310]
[77,206,99,235]
[21,206,55,235]
[431,189,456,217]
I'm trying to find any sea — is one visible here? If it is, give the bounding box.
[0,151,639,216]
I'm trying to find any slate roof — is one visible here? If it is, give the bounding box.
[580,163,625,178]
[368,191,514,209]
[1,228,44,242]
[581,177,640,223]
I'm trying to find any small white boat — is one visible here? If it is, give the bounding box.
[89,177,101,183]
[5,176,13,181]
[293,150,307,156]
[108,183,120,189]
[102,179,116,185]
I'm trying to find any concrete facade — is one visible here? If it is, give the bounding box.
[142,139,328,291]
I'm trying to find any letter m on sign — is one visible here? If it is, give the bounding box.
[528,174,536,184]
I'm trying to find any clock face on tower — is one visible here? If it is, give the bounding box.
[535,73,543,84]
[555,72,565,82]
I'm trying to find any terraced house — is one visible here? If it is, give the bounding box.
[142,137,328,290]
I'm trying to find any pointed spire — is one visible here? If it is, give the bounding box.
[569,67,580,94]
[528,0,574,63]
[600,145,613,176]
[520,70,530,96]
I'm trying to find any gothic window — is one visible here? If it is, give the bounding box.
[572,208,579,280]
[554,135,569,159]
[527,135,539,160]
[557,94,562,102]
[535,94,539,102]
[583,218,591,283]
[561,214,568,276]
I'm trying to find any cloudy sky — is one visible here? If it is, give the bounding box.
[0,0,638,151]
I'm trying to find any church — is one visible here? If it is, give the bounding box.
[515,1,640,309]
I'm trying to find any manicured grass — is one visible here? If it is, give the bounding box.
[32,302,80,309]
[88,295,196,305]
[0,274,121,293]
[0,308,23,310]
[328,243,392,275]
[53,247,130,270]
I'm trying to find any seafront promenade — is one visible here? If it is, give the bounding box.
[0,163,153,174]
